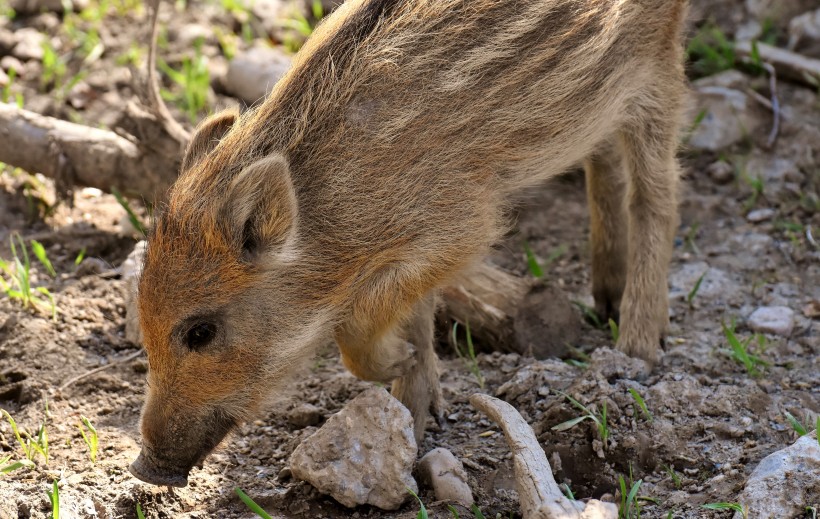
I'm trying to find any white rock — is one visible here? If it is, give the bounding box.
[289,387,418,510]
[733,431,820,519]
[748,306,795,337]
[122,241,147,344]
[11,28,46,61]
[789,8,820,53]
[417,448,473,506]
[746,208,775,223]
[687,84,763,151]
[221,46,292,105]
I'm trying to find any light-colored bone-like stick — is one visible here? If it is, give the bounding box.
[469,393,617,519]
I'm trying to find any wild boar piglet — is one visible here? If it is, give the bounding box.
[130,0,688,487]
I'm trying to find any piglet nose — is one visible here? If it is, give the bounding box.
[129,449,190,487]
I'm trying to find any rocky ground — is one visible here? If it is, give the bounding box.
[1,0,819,518]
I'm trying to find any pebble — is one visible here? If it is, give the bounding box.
[287,403,322,428]
[746,208,775,223]
[11,28,46,61]
[748,306,795,337]
[289,387,418,510]
[1,55,25,74]
[688,84,763,151]
[221,46,292,105]
[706,160,734,184]
[417,448,473,506]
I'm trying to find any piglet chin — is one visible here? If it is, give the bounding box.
[129,450,190,488]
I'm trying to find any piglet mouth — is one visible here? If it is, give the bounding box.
[129,449,192,487]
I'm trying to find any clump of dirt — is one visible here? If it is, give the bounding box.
[1,0,819,518]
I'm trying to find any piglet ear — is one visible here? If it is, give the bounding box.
[224,155,298,261]
[181,109,238,172]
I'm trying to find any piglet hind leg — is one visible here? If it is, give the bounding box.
[615,98,682,367]
[391,294,442,444]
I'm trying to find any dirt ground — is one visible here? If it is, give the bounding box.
[1,0,819,518]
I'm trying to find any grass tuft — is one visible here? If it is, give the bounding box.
[452,322,484,389]
[551,390,609,448]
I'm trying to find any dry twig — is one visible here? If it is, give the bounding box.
[470,393,617,519]
[57,349,144,393]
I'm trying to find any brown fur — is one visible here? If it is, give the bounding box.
[134,0,688,483]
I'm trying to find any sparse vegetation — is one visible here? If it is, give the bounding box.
[618,474,643,519]
[0,409,49,464]
[721,320,769,377]
[78,415,99,463]
[452,321,484,389]
[628,388,652,422]
[552,390,609,448]
[686,272,706,308]
[0,234,57,319]
[158,39,211,122]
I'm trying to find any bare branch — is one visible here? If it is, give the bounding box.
[0,103,177,201]
[145,0,191,144]
[469,394,618,519]
[735,41,820,88]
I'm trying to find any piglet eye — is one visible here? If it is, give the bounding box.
[186,322,217,350]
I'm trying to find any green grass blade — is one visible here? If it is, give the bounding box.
[136,503,146,519]
[406,487,428,519]
[470,504,486,519]
[523,241,543,278]
[111,188,147,237]
[235,487,273,519]
[48,480,59,519]
[551,415,591,431]
[1,458,34,474]
[30,240,56,277]
[608,318,619,342]
[447,504,460,519]
[784,411,807,436]
[628,388,653,421]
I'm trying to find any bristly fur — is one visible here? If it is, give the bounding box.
[135,0,689,476]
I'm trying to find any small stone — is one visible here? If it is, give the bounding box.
[746,208,775,223]
[122,241,147,344]
[0,68,8,88]
[11,28,46,61]
[221,46,292,105]
[287,403,322,427]
[748,306,795,337]
[788,8,820,55]
[688,84,763,151]
[174,23,214,47]
[706,160,734,184]
[1,55,24,74]
[734,431,820,519]
[417,448,473,506]
[74,257,108,277]
[289,387,418,510]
